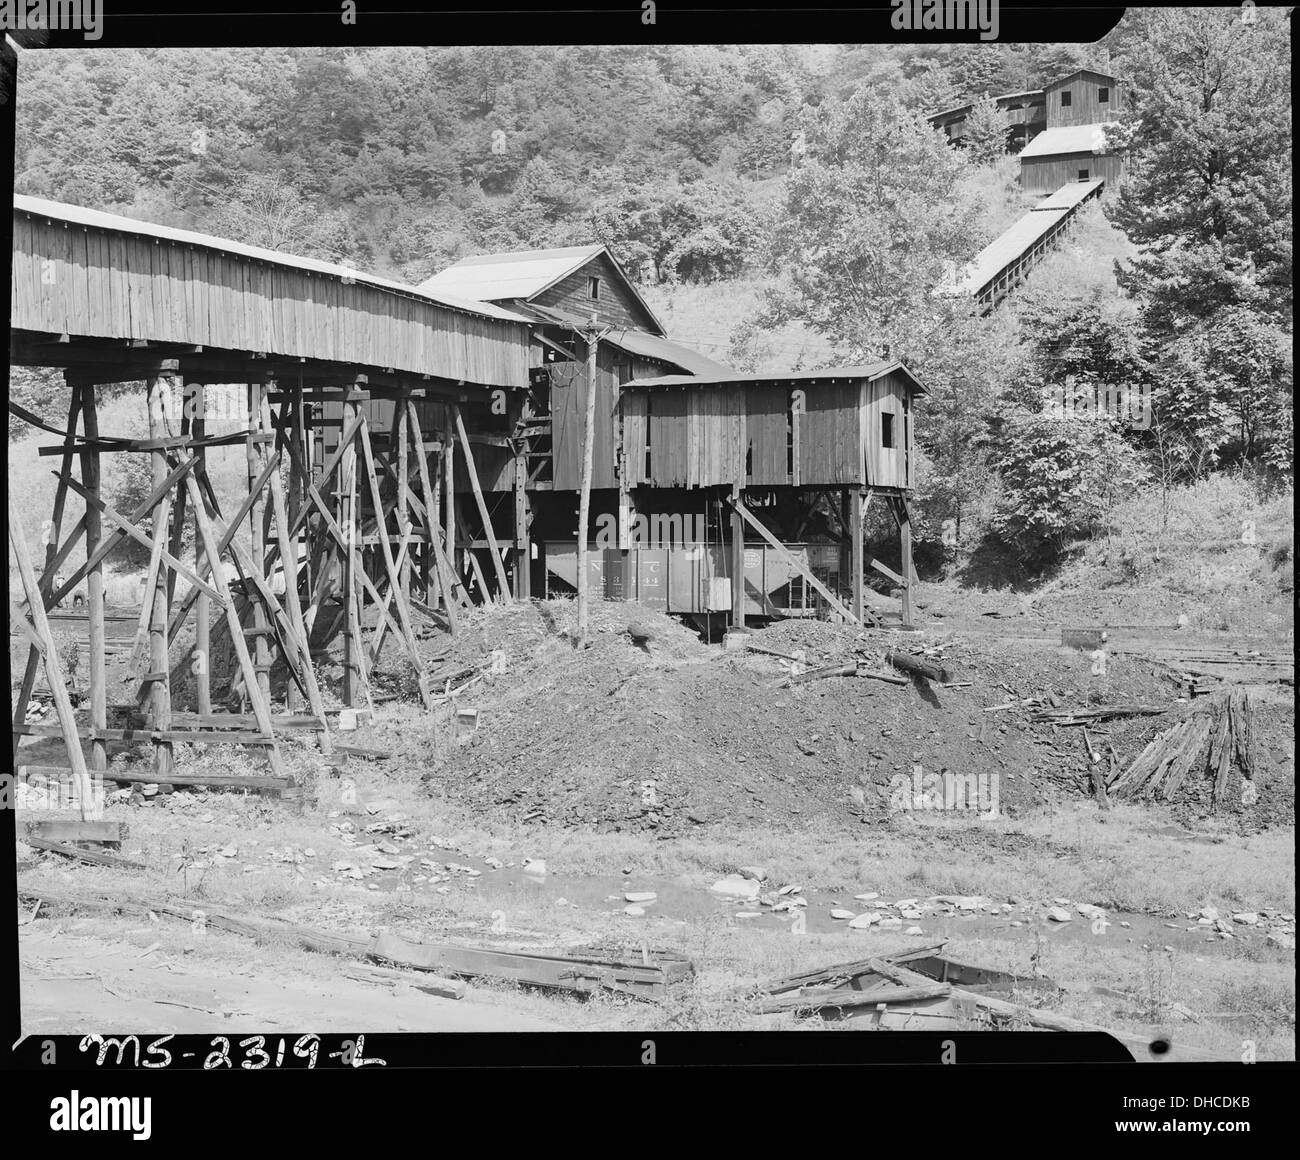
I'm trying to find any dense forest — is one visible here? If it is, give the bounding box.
[9,10,1294,576]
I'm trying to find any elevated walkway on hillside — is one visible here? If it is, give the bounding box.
[953,178,1104,312]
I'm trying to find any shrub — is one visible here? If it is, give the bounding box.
[987,411,1148,569]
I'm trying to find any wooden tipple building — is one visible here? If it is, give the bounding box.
[10,194,925,786]
[418,244,924,629]
[929,68,1125,195]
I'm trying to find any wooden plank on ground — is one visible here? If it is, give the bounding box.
[26,819,123,844]
[369,930,691,999]
[26,836,144,870]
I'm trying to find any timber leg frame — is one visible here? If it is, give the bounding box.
[8,364,338,796]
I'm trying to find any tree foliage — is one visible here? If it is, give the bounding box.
[963,93,1010,164]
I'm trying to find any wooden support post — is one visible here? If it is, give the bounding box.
[407,402,461,633]
[189,383,212,716]
[246,381,272,704]
[340,394,360,707]
[443,406,455,582]
[8,497,99,821]
[898,496,914,629]
[575,320,604,645]
[12,388,81,764]
[850,488,865,625]
[358,419,432,706]
[145,372,175,778]
[730,482,745,629]
[514,443,531,600]
[453,405,512,600]
[180,477,284,775]
[259,387,333,752]
[394,400,412,599]
[428,440,441,605]
[75,382,108,774]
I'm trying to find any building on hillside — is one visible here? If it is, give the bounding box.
[1018,69,1125,194]
[929,68,1125,196]
[411,243,927,627]
[927,88,1047,152]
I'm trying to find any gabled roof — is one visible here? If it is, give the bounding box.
[1045,68,1118,90]
[13,194,532,325]
[626,360,928,395]
[418,243,666,336]
[419,245,604,301]
[1019,123,1117,158]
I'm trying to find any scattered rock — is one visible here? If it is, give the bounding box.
[622,905,645,916]
[848,912,880,929]
[1046,907,1073,923]
[625,892,657,903]
[1232,912,1259,926]
[830,908,855,920]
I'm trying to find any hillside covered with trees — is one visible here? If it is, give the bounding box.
[10,12,1293,601]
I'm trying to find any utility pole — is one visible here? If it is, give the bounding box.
[576,312,610,648]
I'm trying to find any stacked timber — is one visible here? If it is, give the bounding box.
[1110,691,1258,806]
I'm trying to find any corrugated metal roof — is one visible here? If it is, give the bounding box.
[626,360,928,394]
[418,245,605,302]
[12,194,532,325]
[1019,123,1116,158]
[1032,178,1105,211]
[955,208,1069,293]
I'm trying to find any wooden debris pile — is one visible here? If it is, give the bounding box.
[17,883,694,1001]
[774,648,951,689]
[1110,690,1258,807]
[1031,704,1167,726]
[740,945,1220,1057]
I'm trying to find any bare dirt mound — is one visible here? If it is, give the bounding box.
[393,601,1292,835]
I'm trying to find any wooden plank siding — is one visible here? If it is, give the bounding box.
[1020,152,1122,195]
[744,386,789,485]
[863,371,914,490]
[625,379,885,490]
[1044,71,1122,129]
[550,360,621,492]
[532,252,659,335]
[12,209,531,389]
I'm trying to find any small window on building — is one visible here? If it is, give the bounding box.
[881,413,896,449]
[1078,168,1090,181]
[1060,90,1072,107]
[588,276,600,300]
[1098,86,1109,104]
